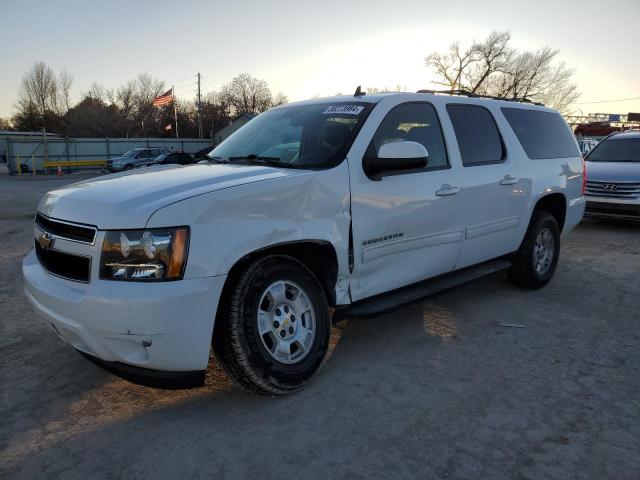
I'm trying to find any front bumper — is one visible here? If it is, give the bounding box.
[584,198,640,221]
[105,163,124,172]
[23,249,226,372]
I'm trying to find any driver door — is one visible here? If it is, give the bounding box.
[348,101,464,301]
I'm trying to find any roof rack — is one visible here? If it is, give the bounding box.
[417,89,544,106]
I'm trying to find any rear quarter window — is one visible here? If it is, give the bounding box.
[501,108,579,159]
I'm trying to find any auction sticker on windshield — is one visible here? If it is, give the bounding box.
[323,105,365,115]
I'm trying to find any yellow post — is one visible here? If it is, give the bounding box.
[31,155,35,175]
[17,156,21,175]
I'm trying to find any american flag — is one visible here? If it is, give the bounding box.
[152,88,173,107]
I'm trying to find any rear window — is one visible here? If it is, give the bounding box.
[501,108,579,159]
[446,105,504,166]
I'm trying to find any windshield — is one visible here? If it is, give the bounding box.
[209,101,371,168]
[587,137,640,162]
[122,149,139,158]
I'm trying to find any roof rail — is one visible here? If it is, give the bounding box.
[417,89,544,106]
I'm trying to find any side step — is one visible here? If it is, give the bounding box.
[346,258,512,318]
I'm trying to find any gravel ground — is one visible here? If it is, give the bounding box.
[1,174,639,480]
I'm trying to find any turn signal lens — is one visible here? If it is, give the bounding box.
[582,156,587,196]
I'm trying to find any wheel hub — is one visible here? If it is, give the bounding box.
[273,303,297,339]
[533,228,554,276]
[257,280,316,364]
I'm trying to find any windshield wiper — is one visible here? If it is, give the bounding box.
[204,156,226,163]
[228,154,286,166]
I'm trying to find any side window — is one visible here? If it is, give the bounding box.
[501,108,580,159]
[367,102,448,169]
[446,104,504,166]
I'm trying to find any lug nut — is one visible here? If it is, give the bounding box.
[280,330,286,338]
[284,306,289,313]
[289,327,294,334]
[290,314,295,321]
[273,321,280,328]
[275,309,281,316]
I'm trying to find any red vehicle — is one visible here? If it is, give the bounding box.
[574,121,633,137]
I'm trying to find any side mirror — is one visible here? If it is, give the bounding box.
[365,141,429,176]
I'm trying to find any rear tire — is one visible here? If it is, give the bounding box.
[213,255,331,395]
[508,211,560,289]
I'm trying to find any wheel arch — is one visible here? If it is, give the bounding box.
[220,240,340,309]
[531,192,567,232]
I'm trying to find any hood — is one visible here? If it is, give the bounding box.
[38,163,303,229]
[586,161,640,183]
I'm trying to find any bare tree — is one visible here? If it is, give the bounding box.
[271,92,288,108]
[425,31,580,112]
[367,85,404,94]
[0,117,12,130]
[86,82,107,102]
[220,73,273,116]
[132,73,166,134]
[57,70,73,114]
[426,41,478,90]
[16,62,58,128]
[465,31,512,94]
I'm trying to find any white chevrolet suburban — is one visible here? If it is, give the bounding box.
[23,91,586,394]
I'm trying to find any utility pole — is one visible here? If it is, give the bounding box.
[197,73,203,139]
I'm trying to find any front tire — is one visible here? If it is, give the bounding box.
[213,255,331,395]
[508,211,560,289]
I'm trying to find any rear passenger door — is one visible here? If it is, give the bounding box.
[445,103,526,269]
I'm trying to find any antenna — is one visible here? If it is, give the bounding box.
[354,85,365,97]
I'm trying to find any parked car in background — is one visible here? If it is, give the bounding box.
[23,92,584,395]
[584,130,640,221]
[577,137,599,156]
[193,145,215,161]
[154,152,194,166]
[574,121,633,138]
[106,147,171,172]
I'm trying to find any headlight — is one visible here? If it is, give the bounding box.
[100,227,189,281]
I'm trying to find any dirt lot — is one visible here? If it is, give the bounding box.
[1,174,639,479]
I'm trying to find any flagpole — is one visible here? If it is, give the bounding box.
[173,86,179,139]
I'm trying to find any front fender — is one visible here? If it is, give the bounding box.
[146,162,352,283]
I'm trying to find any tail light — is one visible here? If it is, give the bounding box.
[581,156,587,195]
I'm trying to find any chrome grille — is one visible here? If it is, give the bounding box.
[585,181,640,199]
[35,213,96,244]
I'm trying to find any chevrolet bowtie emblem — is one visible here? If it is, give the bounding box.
[37,232,55,250]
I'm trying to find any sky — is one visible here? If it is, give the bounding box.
[1,0,639,118]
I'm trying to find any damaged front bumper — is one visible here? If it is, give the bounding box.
[23,249,225,374]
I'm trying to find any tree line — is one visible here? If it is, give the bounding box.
[5,63,287,139]
[1,32,580,136]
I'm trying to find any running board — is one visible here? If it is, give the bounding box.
[346,259,511,318]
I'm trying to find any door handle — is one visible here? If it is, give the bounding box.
[500,175,519,186]
[436,184,461,196]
